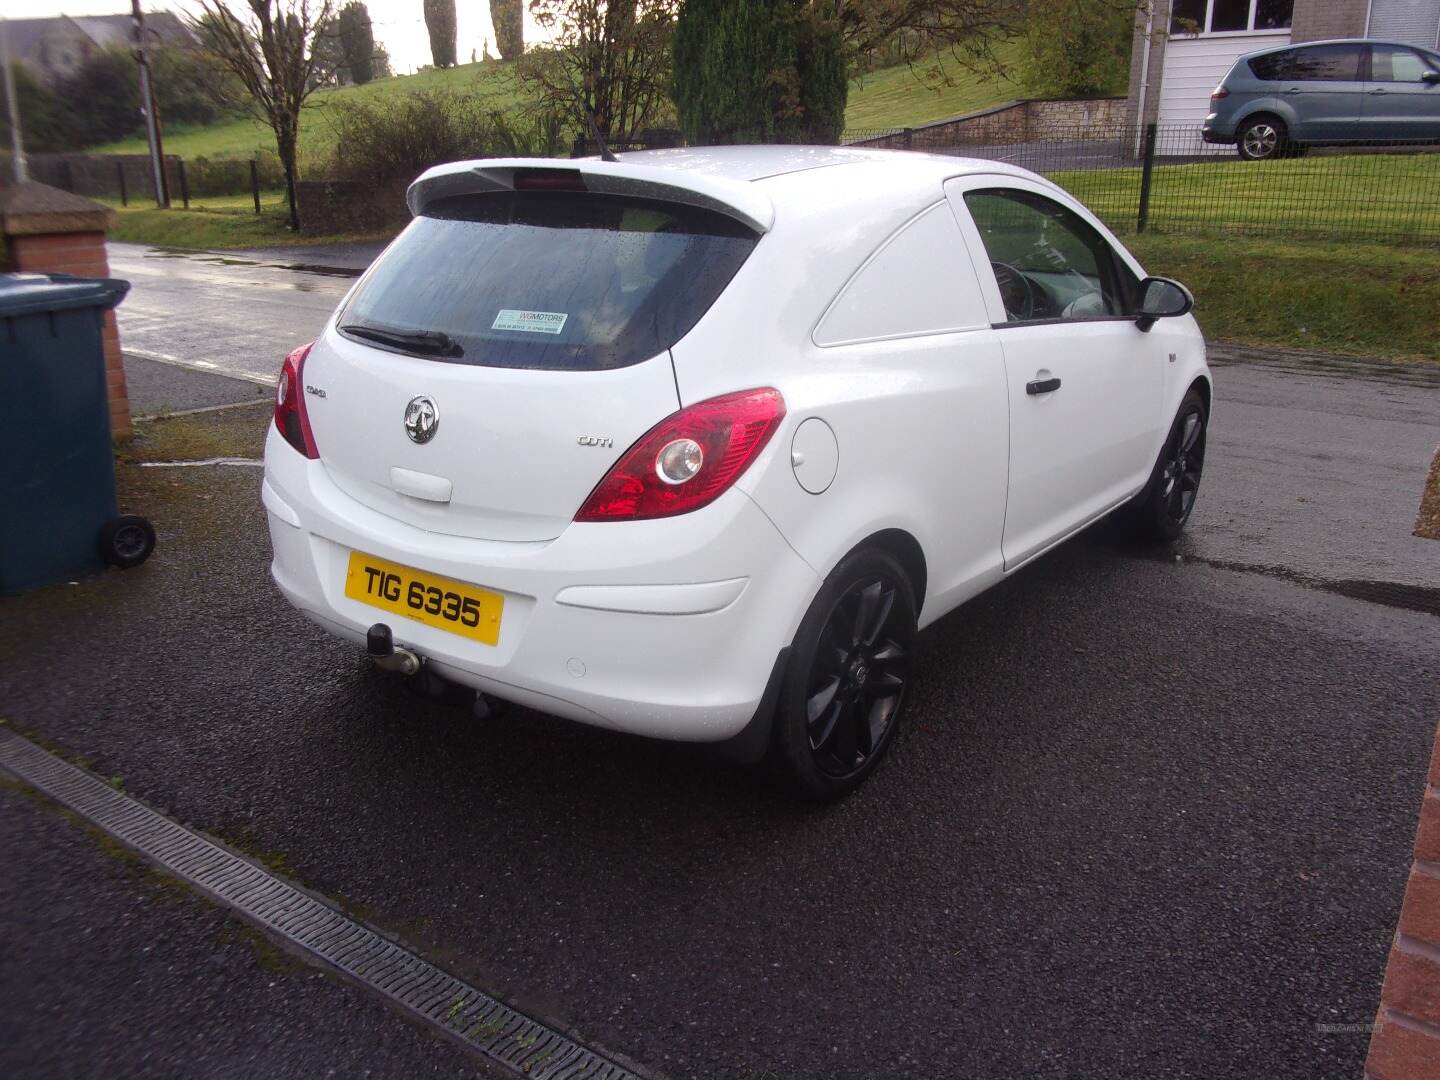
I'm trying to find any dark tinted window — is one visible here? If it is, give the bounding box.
[1370,45,1435,82]
[1210,0,1249,32]
[1254,0,1293,30]
[340,190,758,370]
[1170,0,1205,34]
[1289,44,1364,81]
[1249,49,1294,80]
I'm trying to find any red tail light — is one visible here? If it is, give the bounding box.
[575,388,786,522]
[274,342,319,459]
[1210,86,1229,100]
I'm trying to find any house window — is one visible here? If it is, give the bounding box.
[1171,0,1293,35]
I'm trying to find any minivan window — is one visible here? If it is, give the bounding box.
[1371,45,1434,82]
[1249,49,1293,81]
[1289,44,1363,81]
[340,191,758,371]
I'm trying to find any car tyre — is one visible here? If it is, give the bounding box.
[770,547,917,801]
[1237,116,1288,161]
[98,514,156,569]
[1123,389,1208,543]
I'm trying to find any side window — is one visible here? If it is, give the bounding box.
[962,189,1136,325]
[1249,50,1294,81]
[814,202,990,347]
[1289,44,1364,81]
[1370,46,1433,83]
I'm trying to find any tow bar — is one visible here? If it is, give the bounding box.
[366,622,420,675]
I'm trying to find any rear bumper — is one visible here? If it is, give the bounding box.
[262,427,818,742]
[1202,113,1232,143]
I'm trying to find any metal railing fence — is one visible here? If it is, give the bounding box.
[842,121,1440,245]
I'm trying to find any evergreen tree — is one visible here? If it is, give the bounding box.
[672,0,845,145]
[337,2,377,84]
[490,0,524,59]
[423,0,458,67]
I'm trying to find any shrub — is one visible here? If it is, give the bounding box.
[314,90,566,186]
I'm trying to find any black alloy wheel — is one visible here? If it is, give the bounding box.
[1160,403,1206,530]
[1124,388,1208,542]
[772,548,917,799]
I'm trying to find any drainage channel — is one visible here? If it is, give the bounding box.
[0,729,643,1080]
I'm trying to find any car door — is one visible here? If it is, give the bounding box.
[1362,44,1440,141]
[944,176,1164,571]
[1281,43,1367,141]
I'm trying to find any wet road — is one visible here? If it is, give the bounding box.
[5,241,1431,1078]
[107,242,366,385]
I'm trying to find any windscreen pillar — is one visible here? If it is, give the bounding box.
[0,183,130,437]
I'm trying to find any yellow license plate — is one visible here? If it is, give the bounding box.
[343,551,503,645]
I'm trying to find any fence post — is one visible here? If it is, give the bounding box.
[177,158,190,210]
[250,159,261,214]
[903,127,914,151]
[1137,123,1157,234]
[116,160,128,207]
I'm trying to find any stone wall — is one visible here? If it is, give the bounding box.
[296,179,411,236]
[1367,722,1440,1079]
[851,97,1129,150]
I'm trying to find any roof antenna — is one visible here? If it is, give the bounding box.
[584,103,619,163]
[563,70,618,162]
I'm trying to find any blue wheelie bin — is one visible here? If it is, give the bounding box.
[0,272,155,595]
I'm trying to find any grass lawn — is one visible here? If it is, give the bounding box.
[845,41,1023,131]
[93,61,528,163]
[1127,232,1439,363]
[103,192,391,249]
[1051,150,1440,243]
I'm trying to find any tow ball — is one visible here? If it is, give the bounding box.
[366,623,420,676]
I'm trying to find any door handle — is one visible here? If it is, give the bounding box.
[1026,376,1062,396]
[1369,88,1388,94]
[1284,87,1302,94]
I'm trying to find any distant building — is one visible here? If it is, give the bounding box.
[1127,0,1440,149]
[5,13,193,87]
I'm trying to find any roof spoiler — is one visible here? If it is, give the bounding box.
[406,158,776,234]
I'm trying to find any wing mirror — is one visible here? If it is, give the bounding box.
[1422,70,1440,84]
[1136,276,1194,331]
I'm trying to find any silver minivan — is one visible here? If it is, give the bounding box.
[1203,38,1440,159]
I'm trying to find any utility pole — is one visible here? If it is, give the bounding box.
[131,0,169,207]
[1,18,27,183]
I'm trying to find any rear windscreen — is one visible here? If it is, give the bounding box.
[338,190,759,370]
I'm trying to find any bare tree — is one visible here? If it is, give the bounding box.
[831,0,1029,72]
[191,0,336,230]
[522,0,676,141]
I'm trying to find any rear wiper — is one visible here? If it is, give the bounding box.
[340,322,463,358]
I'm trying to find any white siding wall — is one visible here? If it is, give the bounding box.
[1157,31,1292,153]
[1369,0,1440,48]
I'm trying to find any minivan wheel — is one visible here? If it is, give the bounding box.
[1123,389,1208,543]
[1237,117,1286,160]
[770,548,917,800]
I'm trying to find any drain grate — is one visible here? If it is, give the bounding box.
[0,729,643,1080]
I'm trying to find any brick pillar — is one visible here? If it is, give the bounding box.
[1367,731,1440,1078]
[0,183,130,437]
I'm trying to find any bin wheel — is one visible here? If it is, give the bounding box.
[99,515,156,569]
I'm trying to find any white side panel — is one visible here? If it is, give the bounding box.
[813,202,991,347]
[1158,32,1291,152]
[1369,0,1440,48]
